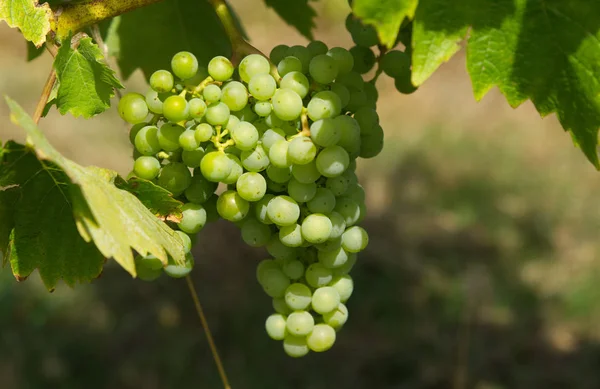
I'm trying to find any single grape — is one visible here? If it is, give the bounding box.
[286,311,314,336]
[284,283,312,310]
[208,55,234,81]
[185,174,217,204]
[346,14,379,47]
[336,71,364,91]
[240,144,270,172]
[335,115,361,156]
[331,82,350,107]
[309,54,339,84]
[316,236,342,252]
[345,183,366,204]
[189,98,207,120]
[382,50,410,78]
[226,115,241,131]
[239,54,270,83]
[133,156,161,180]
[249,73,277,101]
[266,165,292,184]
[234,104,258,122]
[310,118,341,147]
[280,71,310,98]
[353,106,379,135]
[254,101,272,117]
[200,151,233,182]
[270,44,290,65]
[205,102,231,126]
[307,40,328,56]
[307,188,336,214]
[203,84,222,104]
[231,121,259,151]
[257,259,281,284]
[136,257,162,281]
[149,69,174,93]
[178,129,200,151]
[118,92,148,124]
[323,303,348,329]
[216,190,250,222]
[137,253,163,271]
[262,268,291,298]
[129,123,147,145]
[222,154,244,185]
[269,140,292,168]
[334,196,361,227]
[164,252,195,278]
[316,145,350,177]
[181,147,206,167]
[171,51,199,80]
[134,125,161,156]
[291,161,321,184]
[306,324,336,352]
[307,91,342,121]
[312,286,341,314]
[346,88,368,112]
[302,213,333,244]
[341,226,369,252]
[305,263,333,288]
[266,236,299,261]
[241,217,272,247]
[255,194,275,224]
[360,124,384,158]
[221,81,249,112]
[236,172,267,201]
[282,259,304,280]
[267,178,287,193]
[145,90,164,114]
[265,112,284,128]
[288,136,317,165]
[265,313,287,341]
[350,45,376,74]
[318,246,349,268]
[287,178,317,203]
[394,73,418,94]
[178,202,207,234]
[163,95,190,123]
[158,122,185,152]
[158,162,192,196]
[283,334,309,358]
[261,128,286,152]
[272,88,303,121]
[329,274,354,302]
[326,176,349,196]
[194,123,214,143]
[267,195,300,226]
[286,45,311,73]
[273,297,292,315]
[279,224,305,247]
[326,47,354,75]
[364,81,379,107]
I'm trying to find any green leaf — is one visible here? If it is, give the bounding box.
[0,141,104,289]
[5,97,187,277]
[53,35,124,118]
[103,0,232,80]
[412,0,600,167]
[115,176,184,222]
[352,0,419,48]
[0,0,53,47]
[26,40,45,61]
[264,0,316,40]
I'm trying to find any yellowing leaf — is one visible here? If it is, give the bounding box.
[0,0,53,47]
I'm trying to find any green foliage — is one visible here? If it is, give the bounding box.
[352,0,418,48]
[411,0,600,166]
[0,0,53,46]
[53,35,124,118]
[263,0,316,40]
[115,176,184,222]
[26,40,45,61]
[5,97,187,279]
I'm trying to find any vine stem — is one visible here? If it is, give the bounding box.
[33,70,57,125]
[185,275,232,389]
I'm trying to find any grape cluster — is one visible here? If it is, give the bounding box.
[118,38,383,356]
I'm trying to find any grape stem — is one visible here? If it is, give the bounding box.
[211,125,235,151]
[368,44,388,84]
[33,70,57,125]
[191,76,216,95]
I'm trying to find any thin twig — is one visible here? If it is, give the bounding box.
[185,275,232,389]
[33,70,57,125]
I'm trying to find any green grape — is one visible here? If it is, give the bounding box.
[181,147,205,167]
[266,165,292,184]
[306,324,336,352]
[208,55,234,81]
[346,88,368,112]
[272,88,303,121]
[222,154,244,185]
[189,98,207,120]
[394,74,418,94]
[118,92,148,124]
[305,263,333,288]
[287,45,311,73]
[133,156,161,180]
[184,66,209,87]
[158,162,192,196]
[179,129,200,151]
[325,176,349,196]
[205,102,230,126]
[328,211,347,240]
[164,252,195,278]
[382,50,410,79]
[277,56,303,76]
[129,123,147,145]
[163,95,190,123]
[267,195,300,226]
[254,101,272,117]
[307,188,336,214]
[279,224,304,247]
[350,45,376,74]
[136,257,162,281]
[353,106,379,135]
[249,73,277,101]
[231,121,259,151]
[363,81,379,106]
[200,151,233,182]
[346,14,379,47]
[234,104,258,122]
[311,286,341,314]
[236,172,267,201]
[280,71,310,98]
[145,90,164,114]
[341,226,369,252]
[360,124,384,158]
[273,297,292,315]
[255,194,275,224]
[257,259,281,284]
[261,129,285,153]
[329,274,354,302]
[150,69,174,93]
[265,313,287,341]
[285,283,312,310]
[262,268,290,298]
[240,144,270,172]
[137,253,163,271]
[282,259,304,280]
[226,115,241,131]
[310,118,341,147]
[302,213,333,244]
[177,203,207,234]
[194,123,214,143]
[268,140,292,168]
[216,190,250,222]
[342,169,359,187]
[267,178,287,193]
[291,161,321,183]
[253,118,269,134]
[345,183,365,203]
[326,47,354,75]
[307,91,342,121]
[287,178,317,203]
[318,246,349,268]
[266,236,298,261]
[283,334,309,358]
[323,303,348,329]
[171,51,199,80]
[316,145,350,177]
[270,44,290,65]
[316,236,342,252]
[204,195,220,223]
[309,54,339,85]
[241,217,272,247]
[265,112,284,128]
[335,115,361,156]
[203,84,222,104]
[333,196,361,227]
[158,122,185,152]
[336,71,364,91]
[330,82,350,108]
[307,40,328,56]
[239,54,270,83]
[221,81,249,112]
[134,125,161,156]
[288,136,317,165]
[286,311,314,336]
[185,174,217,203]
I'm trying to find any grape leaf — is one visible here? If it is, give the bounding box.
[412,0,600,167]
[264,0,316,40]
[0,0,53,47]
[26,40,45,61]
[53,35,124,118]
[5,97,187,277]
[115,176,184,223]
[352,0,418,48]
[102,0,232,80]
[0,141,104,289]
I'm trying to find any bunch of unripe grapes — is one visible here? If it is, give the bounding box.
[118,35,385,356]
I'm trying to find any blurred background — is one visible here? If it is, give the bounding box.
[3,1,600,388]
